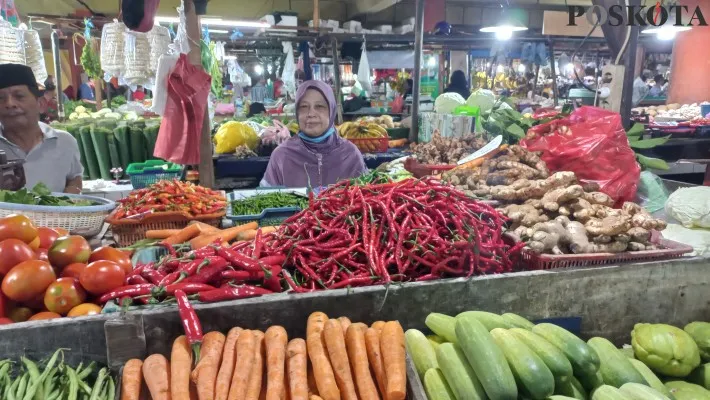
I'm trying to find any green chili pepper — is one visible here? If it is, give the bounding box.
[230,192,309,216]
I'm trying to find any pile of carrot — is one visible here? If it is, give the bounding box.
[146,221,279,250]
[120,312,406,400]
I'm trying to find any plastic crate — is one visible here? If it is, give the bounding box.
[347,137,389,153]
[107,211,224,247]
[126,160,182,189]
[227,188,307,226]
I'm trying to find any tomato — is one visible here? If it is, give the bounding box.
[23,293,47,311]
[44,277,86,315]
[28,236,40,251]
[37,227,60,249]
[29,311,61,321]
[48,235,91,269]
[0,214,38,244]
[0,238,37,276]
[36,248,49,262]
[1,260,56,302]
[54,228,69,236]
[89,246,133,275]
[67,303,101,317]
[80,260,125,296]
[0,317,12,324]
[8,306,33,322]
[61,263,87,279]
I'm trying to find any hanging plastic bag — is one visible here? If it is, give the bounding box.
[151,53,179,115]
[635,171,670,213]
[520,106,640,205]
[357,42,372,94]
[213,121,259,154]
[282,42,296,99]
[391,94,404,113]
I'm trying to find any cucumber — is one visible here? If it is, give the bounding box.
[490,328,554,400]
[587,337,648,388]
[575,368,604,392]
[457,311,514,331]
[591,385,633,400]
[405,329,438,379]
[533,323,601,376]
[665,381,710,400]
[554,376,588,400]
[428,334,446,351]
[511,328,574,381]
[426,313,458,343]
[689,363,710,390]
[435,343,487,400]
[619,382,671,400]
[628,358,672,397]
[424,368,456,400]
[455,315,517,400]
[502,313,535,329]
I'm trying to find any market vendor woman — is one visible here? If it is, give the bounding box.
[0,64,83,193]
[261,80,366,188]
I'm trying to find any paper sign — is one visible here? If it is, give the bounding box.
[457,135,503,165]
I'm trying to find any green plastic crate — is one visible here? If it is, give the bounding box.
[126,160,182,189]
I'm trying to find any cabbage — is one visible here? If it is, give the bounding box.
[466,89,495,114]
[434,92,466,114]
[665,187,710,228]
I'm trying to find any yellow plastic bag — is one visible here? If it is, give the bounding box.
[214,121,259,154]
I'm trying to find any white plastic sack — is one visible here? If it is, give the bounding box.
[661,224,710,256]
[357,43,372,94]
[664,186,710,228]
[151,53,179,115]
[282,42,296,99]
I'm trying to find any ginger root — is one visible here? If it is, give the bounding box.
[499,204,549,226]
[542,185,584,212]
[585,215,632,236]
[583,191,615,207]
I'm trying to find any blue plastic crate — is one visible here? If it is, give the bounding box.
[226,188,307,227]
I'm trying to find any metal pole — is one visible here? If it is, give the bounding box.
[548,39,559,106]
[51,28,64,120]
[620,25,639,130]
[409,0,425,143]
[331,38,343,125]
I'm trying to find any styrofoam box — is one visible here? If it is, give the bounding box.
[375,24,393,33]
[308,19,325,27]
[327,20,340,29]
[395,25,414,34]
[343,21,362,32]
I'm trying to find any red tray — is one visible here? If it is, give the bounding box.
[522,237,693,270]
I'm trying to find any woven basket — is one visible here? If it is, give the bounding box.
[148,25,171,74]
[123,31,152,86]
[0,194,116,237]
[0,24,25,65]
[101,21,126,77]
[107,211,225,247]
[23,29,47,84]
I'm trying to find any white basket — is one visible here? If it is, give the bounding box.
[148,25,171,75]
[23,29,47,84]
[101,21,127,78]
[123,31,151,86]
[0,193,116,237]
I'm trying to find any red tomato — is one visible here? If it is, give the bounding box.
[89,246,133,275]
[48,235,91,269]
[54,228,70,236]
[0,238,37,276]
[8,307,33,322]
[1,260,56,302]
[61,263,87,279]
[0,317,13,324]
[80,260,125,296]
[37,227,60,249]
[44,278,86,315]
[36,248,49,262]
[0,214,37,244]
[29,311,61,321]
[67,303,102,317]
[23,293,47,311]
[28,236,40,251]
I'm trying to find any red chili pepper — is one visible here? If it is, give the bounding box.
[215,246,261,271]
[175,289,203,362]
[159,242,178,258]
[99,284,155,304]
[164,283,216,295]
[126,275,150,285]
[196,285,273,303]
[182,256,230,284]
[141,269,166,285]
[159,270,187,286]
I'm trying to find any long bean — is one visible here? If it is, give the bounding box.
[106,377,115,400]
[231,192,308,215]
[65,366,79,400]
[88,367,107,400]
[15,373,28,399]
[22,348,63,400]
[76,361,95,381]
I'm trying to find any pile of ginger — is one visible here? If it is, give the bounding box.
[443,145,667,254]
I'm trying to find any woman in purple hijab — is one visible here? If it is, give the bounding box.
[261,80,367,188]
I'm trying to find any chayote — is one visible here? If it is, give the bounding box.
[685,322,710,362]
[631,323,701,378]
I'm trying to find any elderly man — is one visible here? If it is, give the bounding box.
[0,64,83,193]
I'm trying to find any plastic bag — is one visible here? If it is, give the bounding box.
[281,42,296,99]
[520,106,640,205]
[151,54,179,116]
[213,121,259,154]
[665,186,710,228]
[391,94,404,113]
[357,43,372,94]
[636,171,670,213]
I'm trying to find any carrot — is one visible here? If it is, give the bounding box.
[337,317,351,335]
[364,328,386,397]
[163,224,204,246]
[287,339,308,400]
[263,326,288,400]
[143,354,171,400]
[236,226,278,241]
[190,221,222,234]
[345,325,380,400]
[246,331,265,400]
[191,331,226,400]
[147,229,181,239]
[307,361,318,396]
[349,323,367,333]
[306,312,338,400]
[307,312,329,337]
[190,222,258,250]
[228,330,256,400]
[370,321,385,334]
[121,359,144,400]
[380,321,406,400]
[323,320,358,400]
[172,336,193,400]
[216,328,242,400]
[310,396,324,400]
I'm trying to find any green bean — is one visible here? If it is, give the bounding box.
[46,386,62,400]
[106,377,115,400]
[99,378,108,400]
[231,192,309,216]
[7,373,20,400]
[0,362,12,379]
[89,368,107,400]
[66,366,79,400]
[74,362,84,375]
[77,362,95,381]
[22,348,63,400]
[77,377,92,395]
[43,367,59,399]
[16,373,29,399]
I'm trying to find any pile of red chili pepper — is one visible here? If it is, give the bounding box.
[99,242,284,305]
[251,177,523,292]
[112,180,226,219]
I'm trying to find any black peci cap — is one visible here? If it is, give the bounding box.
[0,64,39,95]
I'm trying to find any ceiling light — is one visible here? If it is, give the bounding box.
[154,16,270,28]
[496,65,504,73]
[480,8,528,39]
[493,28,514,40]
[427,57,437,68]
[518,64,526,73]
[254,65,264,75]
[209,29,229,34]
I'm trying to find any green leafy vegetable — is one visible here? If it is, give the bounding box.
[0,183,94,206]
[629,135,671,149]
[626,122,645,137]
[636,154,670,170]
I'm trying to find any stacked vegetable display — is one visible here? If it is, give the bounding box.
[0,350,115,400]
[407,309,710,400]
[120,311,406,400]
[111,180,226,219]
[0,214,133,323]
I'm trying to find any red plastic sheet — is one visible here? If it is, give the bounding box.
[154,54,211,165]
[520,106,640,205]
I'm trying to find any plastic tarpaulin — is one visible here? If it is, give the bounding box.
[366,50,416,69]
